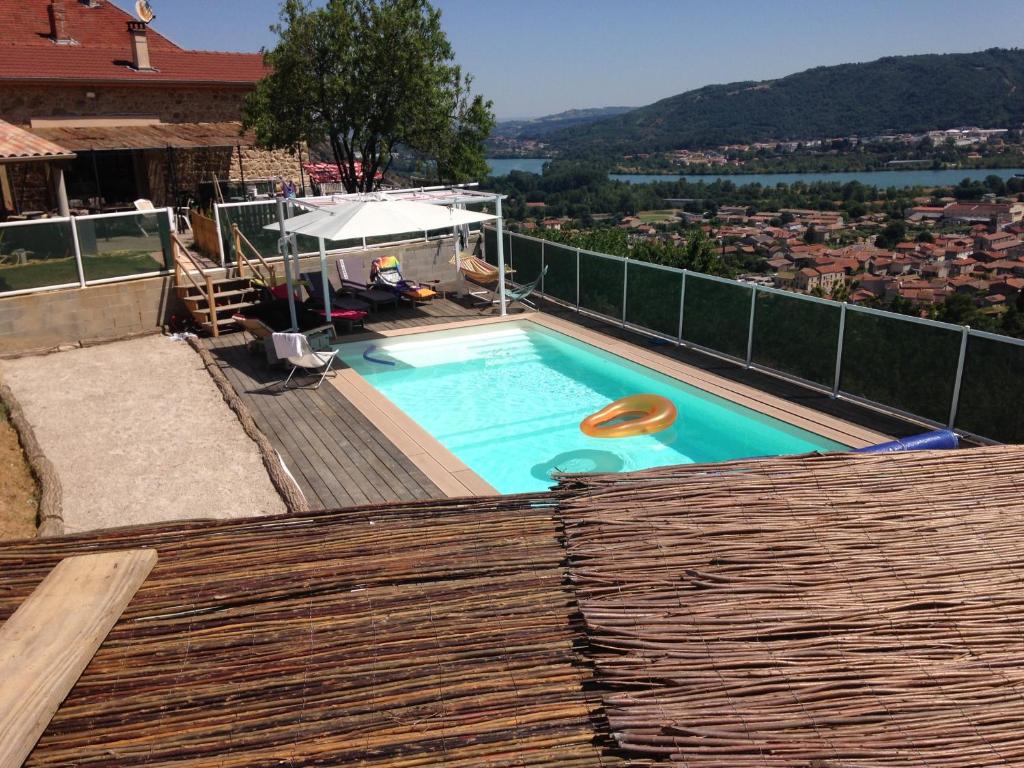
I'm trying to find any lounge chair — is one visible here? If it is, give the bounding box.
[506,265,548,309]
[272,332,339,389]
[301,270,371,314]
[232,314,334,367]
[370,256,436,303]
[336,259,399,310]
[299,271,369,332]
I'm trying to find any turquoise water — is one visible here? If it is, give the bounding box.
[484,158,1024,188]
[336,322,847,493]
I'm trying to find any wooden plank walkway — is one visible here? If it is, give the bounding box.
[203,299,487,510]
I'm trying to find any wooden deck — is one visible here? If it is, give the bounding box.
[203,298,489,510]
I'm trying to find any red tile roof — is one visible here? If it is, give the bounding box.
[0,118,74,160]
[0,0,268,85]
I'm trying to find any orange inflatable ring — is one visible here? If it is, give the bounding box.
[580,394,677,438]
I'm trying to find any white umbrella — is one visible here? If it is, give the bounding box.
[267,198,499,322]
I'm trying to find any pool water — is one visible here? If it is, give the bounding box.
[336,322,847,493]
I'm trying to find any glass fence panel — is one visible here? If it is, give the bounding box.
[512,237,542,285]
[0,219,78,293]
[682,273,752,359]
[839,309,962,424]
[543,242,577,303]
[483,227,498,266]
[579,252,624,319]
[625,262,682,337]
[955,335,1024,443]
[752,291,840,387]
[217,203,280,261]
[77,212,172,282]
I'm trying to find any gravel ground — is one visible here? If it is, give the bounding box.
[0,335,286,533]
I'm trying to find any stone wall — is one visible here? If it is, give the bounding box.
[0,83,252,126]
[0,275,184,355]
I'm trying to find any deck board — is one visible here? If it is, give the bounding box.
[202,299,485,508]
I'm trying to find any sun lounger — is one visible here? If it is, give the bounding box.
[370,256,436,303]
[336,259,399,310]
[300,271,370,332]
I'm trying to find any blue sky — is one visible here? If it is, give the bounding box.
[113,0,1023,119]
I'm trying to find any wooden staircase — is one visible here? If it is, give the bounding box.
[172,225,279,337]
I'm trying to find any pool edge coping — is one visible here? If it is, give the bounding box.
[330,311,888,498]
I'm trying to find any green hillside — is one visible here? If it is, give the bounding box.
[548,49,1024,154]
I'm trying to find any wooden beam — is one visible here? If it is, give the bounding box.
[0,549,158,768]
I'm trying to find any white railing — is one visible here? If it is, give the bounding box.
[0,208,176,297]
[485,226,1024,446]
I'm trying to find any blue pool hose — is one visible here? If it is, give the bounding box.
[852,429,959,454]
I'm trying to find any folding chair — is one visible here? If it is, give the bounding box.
[271,332,339,389]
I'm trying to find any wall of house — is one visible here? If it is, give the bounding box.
[0,83,251,126]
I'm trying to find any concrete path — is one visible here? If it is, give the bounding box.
[0,335,286,534]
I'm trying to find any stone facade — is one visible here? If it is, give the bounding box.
[0,83,251,127]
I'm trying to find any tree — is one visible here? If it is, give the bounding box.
[244,0,494,192]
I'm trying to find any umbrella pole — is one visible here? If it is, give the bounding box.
[277,198,299,331]
[319,237,332,322]
[495,196,507,316]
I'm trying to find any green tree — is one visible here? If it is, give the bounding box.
[244,0,494,192]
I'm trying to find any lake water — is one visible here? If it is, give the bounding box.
[487,158,551,175]
[609,167,1024,188]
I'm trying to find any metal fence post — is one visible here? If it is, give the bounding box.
[745,285,757,367]
[948,325,970,429]
[677,270,687,346]
[540,240,545,295]
[575,250,580,312]
[832,303,847,398]
[69,217,86,288]
[621,257,628,328]
[213,203,225,267]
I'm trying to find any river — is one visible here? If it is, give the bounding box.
[486,158,1024,188]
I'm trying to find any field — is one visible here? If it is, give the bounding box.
[636,209,681,223]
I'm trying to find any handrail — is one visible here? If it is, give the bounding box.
[172,233,220,337]
[231,224,277,285]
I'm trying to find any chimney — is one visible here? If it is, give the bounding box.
[127,21,154,71]
[48,1,75,44]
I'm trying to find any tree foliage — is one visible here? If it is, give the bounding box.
[244,0,494,192]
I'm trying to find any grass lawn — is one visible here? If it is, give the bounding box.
[0,252,166,293]
[637,210,681,224]
[0,402,37,540]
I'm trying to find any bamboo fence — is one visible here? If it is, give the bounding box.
[556,445,1024,766]
[1,495,622,768]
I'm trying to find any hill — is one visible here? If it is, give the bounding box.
[547,49,1024,154]
[492,106,635,140]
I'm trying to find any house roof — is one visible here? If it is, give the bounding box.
[0,0,267,85]
[31,121,251,150]
[0,118,74,161]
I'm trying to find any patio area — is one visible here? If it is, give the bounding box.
[203,295,925,509]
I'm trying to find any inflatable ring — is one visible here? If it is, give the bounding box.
[581,394,677,439]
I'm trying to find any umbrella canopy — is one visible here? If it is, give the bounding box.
[265,198,495,241]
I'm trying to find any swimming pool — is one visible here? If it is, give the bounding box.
[336,321,847,493]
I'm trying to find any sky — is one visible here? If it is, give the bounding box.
[112,0,1024,120]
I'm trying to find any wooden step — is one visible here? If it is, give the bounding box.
[180,288,257,305]
[199,316,245,333]
[190,300,258,317]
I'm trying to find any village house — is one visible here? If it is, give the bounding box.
[943,202,1024,227]
[0,0,302,217]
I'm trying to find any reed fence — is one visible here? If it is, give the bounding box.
[556,445,1024,766]
[1,495,621,768]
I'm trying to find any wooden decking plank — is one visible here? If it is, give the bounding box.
[0,550,157,768]
[304,385,432,500]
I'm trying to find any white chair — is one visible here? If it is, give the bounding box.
[271,332,338,389]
